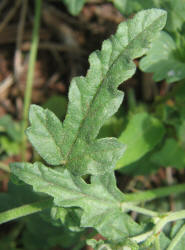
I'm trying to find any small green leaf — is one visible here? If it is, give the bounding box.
[139,31,185,83]
[10,162,144,242]
[27,9,167,176]
[61,0,86,15]
[116,112,165,169]
[0,136,20,156]
[0,115,21,141]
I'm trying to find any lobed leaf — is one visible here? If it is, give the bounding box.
[27,9,167,176]
[10,162,144,242]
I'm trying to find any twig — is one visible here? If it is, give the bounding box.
[0,0,22,33]
[0,74,13,95]
[14,0,28,80]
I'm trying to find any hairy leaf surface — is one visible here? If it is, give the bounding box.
[27,9,167,176]
[11,162,144,242]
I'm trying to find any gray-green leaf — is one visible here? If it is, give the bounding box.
[27,9,167,176]
[10,162,144,242]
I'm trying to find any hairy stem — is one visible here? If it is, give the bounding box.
[21,0,42,160]
[121,203,159,217]
[130,211,185,246]
[124,183,185,203]
[0,199,52,225]
[1,183,184,226]
[154,210,185,234]
[131,230,153,243]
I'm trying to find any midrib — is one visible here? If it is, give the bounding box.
[64,14,165,165]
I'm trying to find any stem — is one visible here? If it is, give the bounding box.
[154,210,185,234]
[124,183,185,203]
[121,203,159,217]
[130,211,185,245]
[167,224,185,250]
[131,230,153,243]
[155,235,161,250]
[0,198,52,225]
[21,0,42,160]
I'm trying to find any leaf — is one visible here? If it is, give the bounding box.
[26,105,65,165]
[116,112,165,169]
[22,213,82,250]
[139,31,185,83]
[0,115,21,141]
[111,0,155,16]
[50,206,83,232]
[151,138,185,169]
[0,181,42,214]
[0,182,83,249]
[10,162,145,242]
[27,9,167,176]
[61,0,86,15]
[119,152,160,176]
[111,0,185,33]
[0,136,20,156]
[162,0,185,32]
